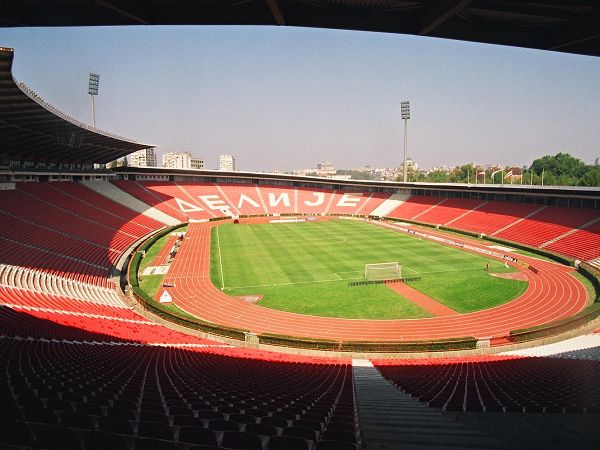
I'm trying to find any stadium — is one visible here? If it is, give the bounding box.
[1,2,600,450]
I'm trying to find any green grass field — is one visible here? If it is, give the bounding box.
[209,220,528,319]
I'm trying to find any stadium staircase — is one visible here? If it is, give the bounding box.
[495,206,599,248]
[369,191,411,217]
[409,197,448,221]
[490,205,548,236]
[374,357,600,415]
[111,181,192,222]
[416,198,486,226]
[353,360,501,450]
[444,201,488,226]
[82,180,179,226]
[540,216,600,248]
[588,257,600,271]
[448,201,541,236]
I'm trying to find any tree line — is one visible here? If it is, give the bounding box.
[403,153,600,187]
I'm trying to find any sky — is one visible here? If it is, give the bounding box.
[1,26,599,171]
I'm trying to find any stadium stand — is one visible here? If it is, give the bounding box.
[384,194,599,261]
[544,219,600,261]
[501,334,600,359]
[386,195,446,220]
[111,181,395,219]
[374,356,600,414]
[0,320,357,450]
[449,201,544,235]
[214,183,269,216]
[326,191,373,216]
[0,182,165,287]
[82,180,179,226]
[495,206,599,247]
[411,198,487,226]
[0,264,124,308]
[352,360,502,449]
[368,191,411,217]
[112,180,192,223]
[173,183,232,218]
[50,182,162,235]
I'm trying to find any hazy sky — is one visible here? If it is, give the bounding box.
[1,26,599,171]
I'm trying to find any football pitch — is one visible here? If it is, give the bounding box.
[210,219,527,319]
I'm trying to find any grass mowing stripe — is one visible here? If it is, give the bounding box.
[286,225,355,278]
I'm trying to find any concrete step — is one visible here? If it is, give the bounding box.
[82,180,179,226]
[353,361,503,450]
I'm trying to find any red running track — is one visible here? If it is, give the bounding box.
[151,235,178,266]
[159,218,589,342]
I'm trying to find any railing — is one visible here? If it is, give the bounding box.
[17,81,147,145]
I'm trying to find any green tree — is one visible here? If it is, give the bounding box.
[121,156,128,167]
[395,166,420,182]
[424,170,451,183]
[449,164,477,183]
[579,166,600,187]
[530,153,586,179]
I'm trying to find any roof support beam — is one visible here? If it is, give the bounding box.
[550,33,600,51]
[419,0,472,36]
[94,0,150,25]
[547,19,600,51]
[265,0,286,26]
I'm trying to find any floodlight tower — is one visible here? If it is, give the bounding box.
[88,73,100,129]
[401,101,410,182]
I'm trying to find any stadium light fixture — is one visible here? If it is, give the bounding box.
[88,73,100,128]
[401,101,410,182]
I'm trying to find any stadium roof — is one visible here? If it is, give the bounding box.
[0,47,153,165]
[1,1,599,57]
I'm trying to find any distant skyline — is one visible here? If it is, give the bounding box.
[1,25,599,171]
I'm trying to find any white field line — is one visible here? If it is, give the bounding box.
[224,275,364,290]
[217,237,348,246]
[216,226,225,289]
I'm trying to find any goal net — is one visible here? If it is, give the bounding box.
[364,262,402,281]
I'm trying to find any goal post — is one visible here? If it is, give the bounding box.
[364,262,402,281]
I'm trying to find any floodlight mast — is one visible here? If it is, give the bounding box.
[88,73,100,129]
[401,101,410,182]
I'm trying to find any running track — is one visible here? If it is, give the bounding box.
[160,218,589,342]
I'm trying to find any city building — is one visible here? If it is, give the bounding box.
[162,152,183,169]
[316,161,336,176]
[190,157,204,170]
[163,152,205,170]
[129,148,157,167]
[219,154,236,171]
